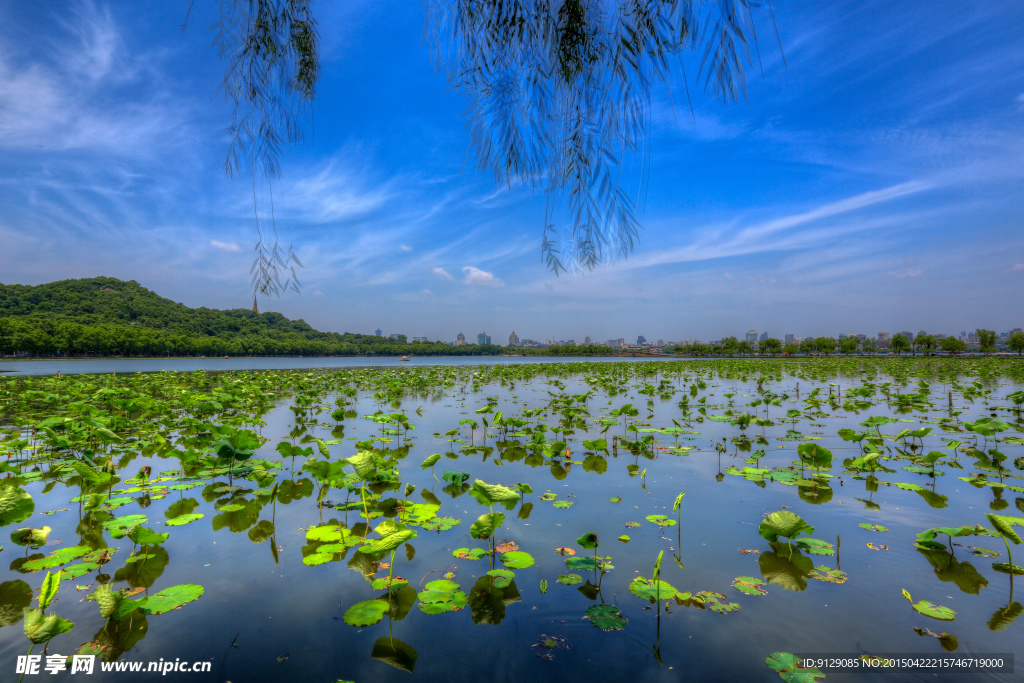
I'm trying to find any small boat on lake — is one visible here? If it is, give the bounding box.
[399,356,411,361]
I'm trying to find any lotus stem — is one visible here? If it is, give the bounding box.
[18,644,34,683]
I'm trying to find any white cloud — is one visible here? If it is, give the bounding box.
[891,268,923,278]
[1011,263,1024,271]
[210,240,242,252]
[462,266,505,287]
[432,266,453,280]
[399,244,413,251]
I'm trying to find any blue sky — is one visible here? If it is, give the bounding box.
[1,0,1022,343]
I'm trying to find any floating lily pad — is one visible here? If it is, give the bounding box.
[566,556,613,571]
[585,604,627,630]
[540,492,557,501]
[609,496,621,503]
[645,514,676,527]
[859,523,888,532]
[694,591,740,614]
[628,576,686,602]
[766,652,824,682]
[417,579,468,614]
[618,535,630,543]
[794,538,835,556]
[556,573,582,585]
[165,513,204,526]
[903,590,956,620]
[135,584,204,615]
[485,569,515,588]
[500,551,535,569]
[344,598,389,626]
[421,516,461,531]
[809,566,848,584]
[732,576,768,595]
[552,501,573,509]
[452,548,487,560]
[22,545,91,571]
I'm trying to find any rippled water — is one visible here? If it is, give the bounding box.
[0,360,1021,682]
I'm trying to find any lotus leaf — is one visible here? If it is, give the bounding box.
[585,604,627,630]
[576,532,599,549]
[732,576,768,595]
[22,608,74,644]
[765,652,824,682]
[485,569,515,588]
[421,516,461,531]
[628,576,687,602]
[566,556,614,571]
[500,551,535,569]
[165,513,204,526]
[645,514,676,527]
[859,523,888,532]
[361,529,416,555]
[992,563,1024,575]
[343,598,389,626]
[693,591,740,614]
[557,574,582,585]
[10,526,51,547]
[552,501,573,509]
[794,538,835,556]
[470,512,504,540]
[758,511,815,543]
[452,548,488,560]
[417,579,468,614]
[23,545,91,571]
[809,566,848,584]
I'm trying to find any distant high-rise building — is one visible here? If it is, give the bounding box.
[584,336,592,345]
[412,337,428,343]
[375,327,382,337]
[455,332,465,346]
[477,332,491,345]
[657,339,665,346]
[878,332,889,341]
[637,335,646,344]
[508,330,520,346]
[784,334,795,344]
[759,332,767,341]
[389,333,402,340]
[900,331,914,343]
[918,329,927,338]
[746,330,757,343]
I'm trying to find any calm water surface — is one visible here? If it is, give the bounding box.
[0,361,1021,682]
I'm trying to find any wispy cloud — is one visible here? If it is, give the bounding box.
[891,268,923,278]
[462,266,504,287]
[431,267,453,280]
[211,240,242,252]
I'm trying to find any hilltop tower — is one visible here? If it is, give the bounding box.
[251,296,258,314]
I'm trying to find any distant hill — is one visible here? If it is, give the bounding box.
[0,277,500,357]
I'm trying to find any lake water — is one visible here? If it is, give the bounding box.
[0,354,678,377]
[0,359,1021,682]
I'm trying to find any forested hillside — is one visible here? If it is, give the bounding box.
[0,278,503,357]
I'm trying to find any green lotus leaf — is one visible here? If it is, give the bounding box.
[986,514,1022,544]
[609,496,622,503]
[420,453,442,469]
[557,573,582,585]
[135,584,204,615]
[102,514,148,539]
[514,483,533,495]
[470,512,504,540]
[629,576,686,602]
[23,608,74,644]
[552,500,573,509]
[165,513,204,526]
[22,545,91,571]
[859,523,888,532]
[10,526,51,547]
[566,555,613,571]
[618,534,630,543]
[992,563,1024,575]
[302,553,336,566]
[809,566,848,584]
[500,551,535,569]
[343,598,389,626]
[441,471,470,485]
[371,576,409,591]
[127,526,169,546]
[417,579,468,613]
[585,604,627,630]
[793,538,835,556]
[421,516,461,531]
[0,487,34,527]
[361,529,416,554]
[766,652,825,682]
[452,547,488,560]
[645,514,676,527]
[758,511,814,543]
[485,569,515,588]
[576,532,599,549]
[693,591,740,614]
[732,576,768,595]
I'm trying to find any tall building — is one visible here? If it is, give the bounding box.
[746,330,757,343]
[784,334,794,344]
[918,329,927,338]
[759,332,768,341]
[375,327,382,337]
[584,336,592,344]
[455,332,465,346]
[877,332,889,341]
[637,335,646,344]
[900,331,914,343]
[412,337,428,343]
[508,330,520,346]
[477,332,491,345]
